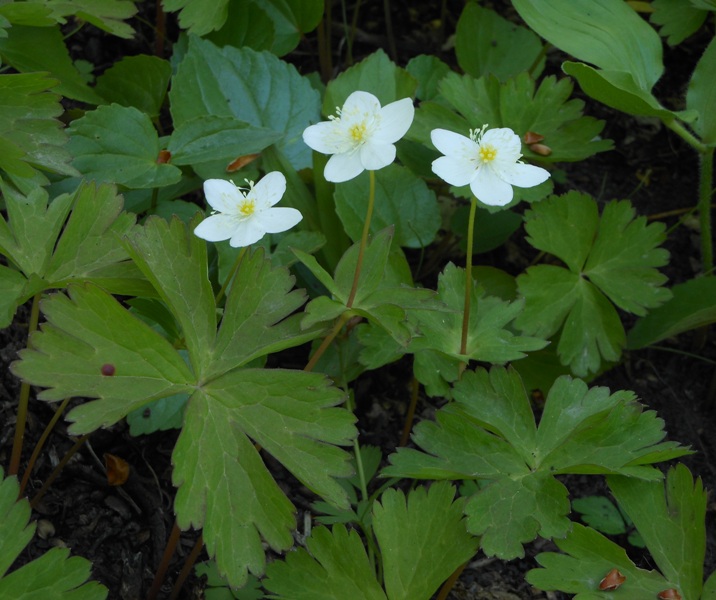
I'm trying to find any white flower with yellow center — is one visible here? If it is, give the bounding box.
[431,126,550,206]
[193,171,301,248]
[302,90,415,183]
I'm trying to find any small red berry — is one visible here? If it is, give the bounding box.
[101,363,115,376]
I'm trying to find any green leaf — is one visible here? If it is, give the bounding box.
[163,0,230,35]
[527,523,671,597]
[174,369,354,587]
[168,116,283,167]
[256,0,324,56]
[264,524,387,600]
[170,37,320,170]
[94,55,171,118]
[45,0,138,38]
[627,276,716,349]
[562,61,680,120]
[405,54,450,102]
[409,263,547,364]
[0,25,102,104]
[0,73,78,183]
[374,483,479,600]
[433,72,612,163]
[571,496,628,535]
[455,2,543,81]
[651,0,707,46]
[68,104,182,188]
[516,192,670,375]
[0,265,26,327]
[511,0,664,91]
[206,0,275,52]
[126,393,188,435]
[0,467,107,598]
[322,49,417,115]
[608,464,706,600]
[13,217,356,589]
[334,165,440,248]
[385,367,689,558]
[686,35,716,144]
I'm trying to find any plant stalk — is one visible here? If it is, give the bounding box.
[30,433,90,509]
[169,534,204,600]
[304,311,352,372]
[19,397,71,496]
[215,246,248,305]
[459,197,478,374]
[9,292,42,476]
[346,170,376,308]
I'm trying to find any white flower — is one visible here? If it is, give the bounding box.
[431,126,550,206]
[193,172,301,248]
[303,90,415,183]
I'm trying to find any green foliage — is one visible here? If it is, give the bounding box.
[94,55,172,118]
[0,181,148,327]
[571,496,644,547]
[528,465,712,599]
[405,55,450,102]
[686,35,716,145]
[44,0,138,38]
[334,165,440,248]
[0,25,103,104]
[651,0,708,46]
[322,49,417,115]
[170,36,320,170]
[264,483,478,600]
[384,366,689,559]
[515,192,671,376]
[412,72,612,164]
[0,468,107,599]
[68,104,182,188]
[627,276,716,349]
[12,217,357,588]
[0,73,78,187]
[455,2,543,81]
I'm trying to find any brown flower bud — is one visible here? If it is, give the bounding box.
[523,131,545,144]
[529,143,553,157]
[657,590,682,600]
[226,153,260,172]
[156,149,172,164]
[599,568,626,590]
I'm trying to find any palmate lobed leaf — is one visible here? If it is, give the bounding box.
[384,366,689,559]
[528,465,709,599]
[0,181,150,327]
[516,192,671,376]
[418,72,612,163]
[0,468,107,599]
[0,72,78,185]
[44,0,138,38]
[264,483,477,600]
[13,216,356,588]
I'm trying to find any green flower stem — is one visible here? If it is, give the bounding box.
[346,170,377,308]
[19,396,71,496]
[304,311,352,372]
[9,292,41,477]
[699,147,714,274]
[314,152,350,271]
[459,197,478,373]
[215,246,248,305]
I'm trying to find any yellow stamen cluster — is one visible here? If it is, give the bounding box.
[479,145,497,162]
[239,198,256,216]
[349,122,367,143]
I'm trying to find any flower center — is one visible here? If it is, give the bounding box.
[238,198,256,217]
[479,144,497,163]
[349,122,368,144]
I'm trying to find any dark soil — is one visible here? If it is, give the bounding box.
[1,2,715,599]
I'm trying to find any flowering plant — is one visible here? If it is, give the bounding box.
[0,1,714,599]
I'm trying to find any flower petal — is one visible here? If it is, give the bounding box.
[303,121,352,154]
[203,179,241,213]
[257,207,303,234]
[252,171,286,207]
[229,218,265,247]
[342,90,381,116]
[193,213,238,242]
[496,162,550,189]
[481,128,522,163]
[471,166,514,206]
[431,129,476,158]
[360,140,396,171]
[374,97,414,143]
[324,151,365,182]
[431,155,476,187]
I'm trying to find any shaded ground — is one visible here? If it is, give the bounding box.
[1,2,715,598]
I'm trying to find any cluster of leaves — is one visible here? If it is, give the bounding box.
[1,0,715,598]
